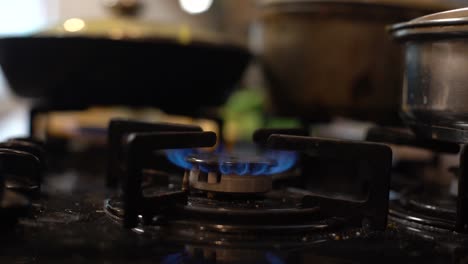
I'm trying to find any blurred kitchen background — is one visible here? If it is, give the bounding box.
[0,0,466,147]
[0,0,262,145]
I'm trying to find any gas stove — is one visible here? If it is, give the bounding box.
[2,118,468,263]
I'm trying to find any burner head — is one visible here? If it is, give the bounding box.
[166,149,297,175]
[185,153,275,194]
[390,186,457,231]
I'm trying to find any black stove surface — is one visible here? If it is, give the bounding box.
[5,122,468,263]
[0,170,464,264]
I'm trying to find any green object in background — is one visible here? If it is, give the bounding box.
[222,88,301,142]
[264,117,301,129]
[223,88,264,115]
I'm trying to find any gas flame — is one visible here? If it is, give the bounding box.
[264,151,297,174]
[165,149,297,175]
[165,149,195,170]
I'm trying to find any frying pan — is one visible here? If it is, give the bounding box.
[0,25,250,112]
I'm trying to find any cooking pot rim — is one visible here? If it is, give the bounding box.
[260,0,454,11]
[390,7,468,39]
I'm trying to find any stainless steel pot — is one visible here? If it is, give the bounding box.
[390,8,468,142]
[259,0,455,124]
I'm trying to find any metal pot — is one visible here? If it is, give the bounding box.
[259,0,455,124]
[390,8,468,143]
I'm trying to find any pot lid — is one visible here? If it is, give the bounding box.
[391,7,468,39]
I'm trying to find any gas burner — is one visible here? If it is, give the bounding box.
[390,187,457,231]
[185,153,277,175]
[0,138,45,226]
[105,188,341,237]
[184,153,275,194]
[187,171,272,194]
[0,138,45,197]
[105,119,392,235]
[366,127,468,235]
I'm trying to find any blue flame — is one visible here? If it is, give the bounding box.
[251,162,269,175]
[165,149,297,175]
[161,253,184,264]
[219,161,249,175]
[265,252,285,264]
[264,151,297,174]
[165,148,195,170]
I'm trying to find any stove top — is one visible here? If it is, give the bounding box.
[1,119,468,263]
[1,174,462,264]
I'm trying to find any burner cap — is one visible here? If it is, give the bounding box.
[186,153,277,176]
[185,153,274,194]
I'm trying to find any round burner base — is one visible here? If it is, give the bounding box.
[104,189,346,232]
[104,191,358,248]
[389,187,457,232]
